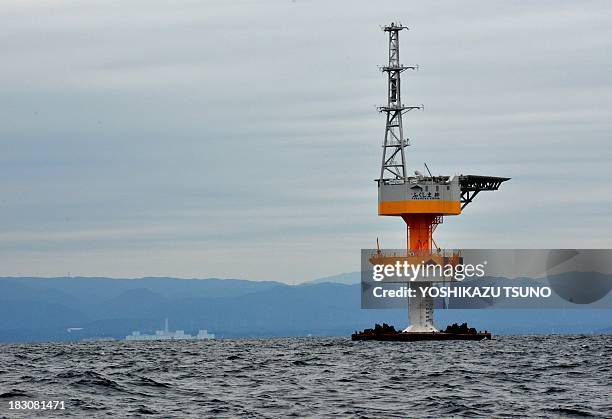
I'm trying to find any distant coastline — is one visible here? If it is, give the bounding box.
[0,276,610,343]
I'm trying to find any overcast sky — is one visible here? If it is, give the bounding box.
[1,0,611,283]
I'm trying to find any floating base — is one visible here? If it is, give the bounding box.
[351,331,491,342]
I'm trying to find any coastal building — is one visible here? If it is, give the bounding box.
[125,318,215,341]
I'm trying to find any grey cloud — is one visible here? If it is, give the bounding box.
[1,0,611,282]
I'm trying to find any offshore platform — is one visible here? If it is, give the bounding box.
[353,23,509,341]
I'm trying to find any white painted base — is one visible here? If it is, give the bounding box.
[402,324,439,333]
[403,289,439,333]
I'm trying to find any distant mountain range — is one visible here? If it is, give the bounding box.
[0,276,610,343]
[306,272,360,285]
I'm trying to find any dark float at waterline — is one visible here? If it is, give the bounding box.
[352,322,491,341]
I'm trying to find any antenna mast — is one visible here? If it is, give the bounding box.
[379,23,420,181]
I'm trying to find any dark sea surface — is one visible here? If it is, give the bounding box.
[0,335,610,418]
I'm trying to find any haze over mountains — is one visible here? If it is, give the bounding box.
[0,275,610,343]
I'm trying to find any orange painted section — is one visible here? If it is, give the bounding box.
[402,214,437,251]
[379,200,461,216]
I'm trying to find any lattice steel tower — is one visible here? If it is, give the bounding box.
[379,23,420,181]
